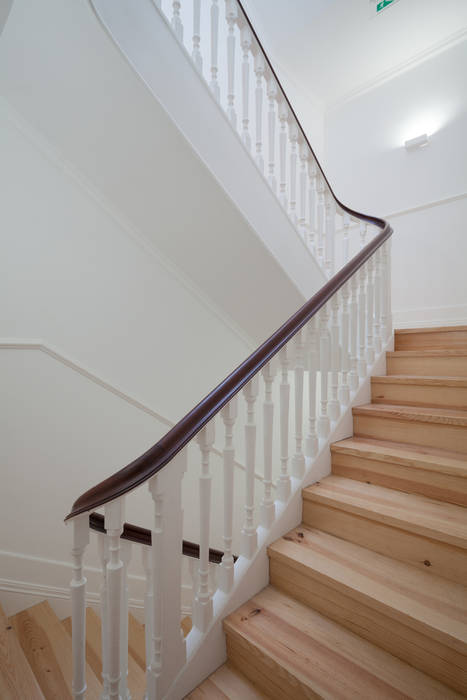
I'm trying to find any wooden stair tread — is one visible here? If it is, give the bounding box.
[62,607,145,696]
[9,601,101,699]
[224,585,463,699]
[268,527,467,653]
[303,475,467,549]
[372,375,467,387]
[388,350,467,357]
[0,604,44,700]
[186,662,267,698]
[396,326,467,335]
[331,437,467,477]
[353,403,467,426]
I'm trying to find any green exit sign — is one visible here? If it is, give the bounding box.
[376,0,401,12]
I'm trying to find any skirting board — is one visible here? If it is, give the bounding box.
[393,303,467,329]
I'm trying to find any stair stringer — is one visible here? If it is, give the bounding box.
[165,337,393,699]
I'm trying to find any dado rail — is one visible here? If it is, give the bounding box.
[66,0,392,697]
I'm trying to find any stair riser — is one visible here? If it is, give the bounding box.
[353,413,467,454]
[302,500,467,585]
[269,560,467,696]
[371,381,467,410]
[331,452,467,506]
[395,330,467,351]
[387,354,467,376]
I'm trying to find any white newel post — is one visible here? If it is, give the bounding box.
[288,121,298,226]
[194,424,215,632]
[220,397,238,593]
[339,283,351,405]
[104,498,125,699]
[210,0,220,101]
[254,51,265,171]
[261,362,276,528]
[267,76,277,192]
[349,272,359,391]
[240,24,252,151]
[119,540,132,700]
[225,0,238,129]
[385,240,393,341]
[242,376,259,558]
[279,100,288,209]
[192,0,202,72]
[292,329,305,478]
[171,0,183,42]
[277,345,291,501]
[329,293,341,421]
[71,514,90,700]
[318,305,331,438]
[305,316,319,458]
[98,534,110,698]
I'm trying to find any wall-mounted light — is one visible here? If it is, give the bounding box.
[404,133,429,151]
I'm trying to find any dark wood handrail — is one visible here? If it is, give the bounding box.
[65,1,393,522]
[88,513,231,564]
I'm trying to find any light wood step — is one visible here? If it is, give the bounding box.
[62,608,145,697]
[371,375,467,410]
[224,584,465,698]
[395,326,467,351]
[9,601,101,699]
[387,350,467,377]
[128,613,146,671]
[302,475,467,584]
[186,662,267,699]
[331,437,467,505]
[0,604,44,700]
[353,403,467,454]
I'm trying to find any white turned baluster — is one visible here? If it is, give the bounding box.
[141,546,153,677]
[307,160,317,253]
[208,563,218,595]
[325,190,336,277]
[305,317,319,458]
[210,0,220,101]
[277,345,291,501]
[360,221,367,249]
[339,283,351,405]
[261,362,276,528]
[219,397,237,593]
[225,0,237,129]
[329,294,341,422]
[349,272,359,391]
[292,329,305,478]
[316,176,325,267]
[71,514,89,700]
[240,25,251,150]
[366,257,375,365]
[386,240,393,340]
[279,100,288,209]
[254,51,265,172]
[171,0,183,42]
[318,305,331,438]
[358,264,367,378]
[288,121,298,225]
[119,540,131,700]
[242,377,259,558]
[298,142,308,240]
[104,498,125,699]
[147,475,163,699]
[343,213,350,264]
[373,247,383,353]
[192,0,202,72]
[194,424,215,631]
[266,76,277,192]
[98,535,110,698]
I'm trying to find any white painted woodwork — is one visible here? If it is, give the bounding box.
[318,304,331,438]
[267,76,277,192]
[385,240,393,341]
[292,329,306,478]
[261,363,276,528]
[192,0,202,73]
[299,142,308,240]
[374,246,383,353]
[225,0,238,129]
[171,0,183,42]
[119,539,132,700]
[242,376,259,558]
[316,176,325,267]
[305,317,319,458]
[279,100,288,209]
[209,0,220,101]
[141,546,153,676]
[349,272,359,391]
[277,345,292,501]
[288,121,299,225]
[366,256,375,364]
[358,264,367,378]
[339,283,351,404]
[220,397,238,593]
[193,424,215,632]
[98,534,110,697]
[329,293,341,421]
[307,159,317,253]
[104,498,125,699]
[254,51,265,172]
[360,221,367,250]
[325,189,336,277]
[70,514,89,700]
[343,212,350,264]
[240,25,252,151]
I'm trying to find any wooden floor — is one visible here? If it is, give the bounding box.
[192,325,467,699]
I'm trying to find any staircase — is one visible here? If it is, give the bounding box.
[190,325,467,699]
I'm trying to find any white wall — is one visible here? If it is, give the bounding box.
[324,39,467,327]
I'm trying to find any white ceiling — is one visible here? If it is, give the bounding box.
[243,0,467,107]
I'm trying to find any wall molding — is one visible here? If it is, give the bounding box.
[0,97,256,352]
